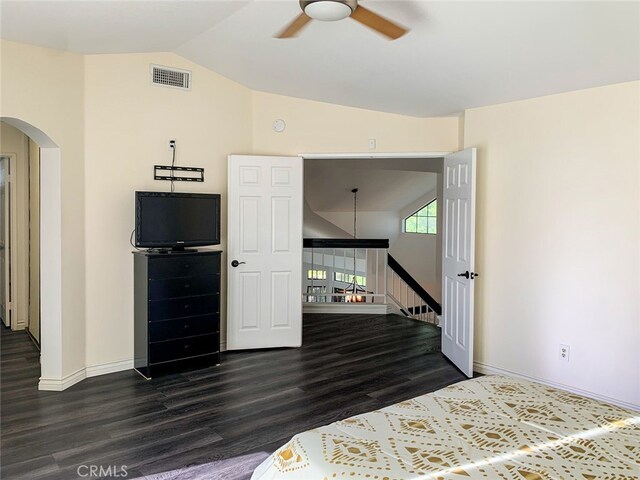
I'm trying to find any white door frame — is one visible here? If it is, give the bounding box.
[299,151,476,369]
[1,117,63,389]
[0,154,18,329]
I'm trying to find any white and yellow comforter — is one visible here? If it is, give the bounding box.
[252,375,640,479]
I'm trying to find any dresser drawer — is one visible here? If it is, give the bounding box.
[148,353,220,377]
[149,333,219,364]
[149,314,218,342]
[148,254,219,279]
[149,294,219,322]
[149,275,220,300]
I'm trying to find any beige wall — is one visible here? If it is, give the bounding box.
[84,52,253,365]
[29,138,40,343]
[252,91,459,155]
[464,81,640,407]
[1,40,86,377]
[0,122,29,329]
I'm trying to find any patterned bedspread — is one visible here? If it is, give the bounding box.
[251,375,640,479]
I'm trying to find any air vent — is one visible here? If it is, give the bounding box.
[150,64,191,90]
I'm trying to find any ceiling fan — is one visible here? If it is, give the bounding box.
[276,0,408,40]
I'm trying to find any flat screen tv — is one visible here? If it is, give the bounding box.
[135,192,221,249]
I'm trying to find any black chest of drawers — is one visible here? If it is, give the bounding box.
[133,250,221,378]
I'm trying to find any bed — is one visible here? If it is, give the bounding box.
[251,375,640,479]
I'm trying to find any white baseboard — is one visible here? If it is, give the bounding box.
[303,303,389,314]
[38,359,134,391]
[86,359,134,378]
[39,368,86,391]
[474,361,640,412]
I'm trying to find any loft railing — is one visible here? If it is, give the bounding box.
[302,239,442,326]
[303,238,389,304]
[387,254,441,324]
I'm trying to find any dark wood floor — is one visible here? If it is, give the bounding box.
[1,313,466,480]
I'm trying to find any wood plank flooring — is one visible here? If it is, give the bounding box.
[1,313,466,480]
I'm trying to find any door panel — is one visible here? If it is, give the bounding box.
[240,272,261,330]
[442,148,477,377]
[228,154,303,349]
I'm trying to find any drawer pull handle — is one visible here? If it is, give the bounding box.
[184,264,191,269]
[184,304,190,309]
[184,324,189,329]
[184,344,190,349]
[184,283,190,288]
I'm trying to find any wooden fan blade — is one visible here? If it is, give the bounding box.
[275,13,312,38]
[350,5,407,40]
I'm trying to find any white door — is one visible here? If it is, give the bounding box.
[441,148,477,377]
[0,156,10,327]
[227,155,303,349]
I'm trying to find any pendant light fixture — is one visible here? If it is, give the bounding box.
[346,188,365,303]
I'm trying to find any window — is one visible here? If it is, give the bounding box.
[404,199,437,234]
[307,269,327,280]
[334,272,367,287]
[306,286,327,303]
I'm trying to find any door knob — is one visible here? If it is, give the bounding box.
[231,260,246,268]
[457,271,479,280]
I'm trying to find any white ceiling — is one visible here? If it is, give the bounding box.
[1,1,638,117]
[305,158,438,212]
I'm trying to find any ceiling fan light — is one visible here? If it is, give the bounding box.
[304,1,352,22]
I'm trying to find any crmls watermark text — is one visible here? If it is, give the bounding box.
[77,465,128,478]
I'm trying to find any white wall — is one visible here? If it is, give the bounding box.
[303,201,350,238]
[316,211,401,243]
[392,189,441,302]
[464,81,640,408]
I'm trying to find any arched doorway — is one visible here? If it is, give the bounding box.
[1,117,62,390]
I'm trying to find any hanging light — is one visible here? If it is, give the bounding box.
[345,187,366,303]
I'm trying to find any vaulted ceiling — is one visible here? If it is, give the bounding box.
[305,158,438,212]
[1,1,638,117]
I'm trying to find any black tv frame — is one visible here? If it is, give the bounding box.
[135,191,221,250]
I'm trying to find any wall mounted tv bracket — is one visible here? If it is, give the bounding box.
[154,165,204,183]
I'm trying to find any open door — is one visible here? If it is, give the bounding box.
[441,148,477,377]
[0,156,10,327]
[227,155,303,350]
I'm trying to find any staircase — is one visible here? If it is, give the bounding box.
[302,238,441,325]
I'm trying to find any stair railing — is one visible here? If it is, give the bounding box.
[387,254,441,325]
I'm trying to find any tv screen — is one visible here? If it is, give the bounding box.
[135,192,220,248]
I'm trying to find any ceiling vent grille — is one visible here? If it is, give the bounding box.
[151,64,191,90]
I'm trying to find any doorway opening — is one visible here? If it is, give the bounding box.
[0,123,41,347]
[1,117,63,390]
[301,155,445,321]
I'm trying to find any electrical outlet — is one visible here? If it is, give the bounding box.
[559,344,570,362]
[368,138,376,150]
[169,139,176,149]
